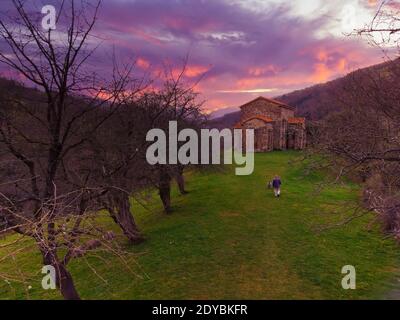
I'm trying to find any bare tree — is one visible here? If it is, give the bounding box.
[308,59,400,237]
[0,0,142,299]
[356,0,400,52]
[303,1,400,238]
[149,72,205,213]
[80,101,150,244]
[64,63,205,241]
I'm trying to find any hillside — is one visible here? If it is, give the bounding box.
[206,110,241,129]
[209,59,397,127]
[276,59,396,120]
[1,152,399,299]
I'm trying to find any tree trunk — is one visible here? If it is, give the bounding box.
[175,166,188,195]
[109,193,145,244]
[57,263,81,300]
[40,249,81,300]
[159,170,172,213]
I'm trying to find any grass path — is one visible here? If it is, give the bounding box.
[1,151,400,299]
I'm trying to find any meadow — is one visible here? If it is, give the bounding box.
[1,151,399,300]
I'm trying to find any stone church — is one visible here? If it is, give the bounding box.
[234,96,306,152]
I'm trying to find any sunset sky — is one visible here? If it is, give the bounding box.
[0,0,387,113]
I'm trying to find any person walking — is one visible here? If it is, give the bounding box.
[272,175,282,198]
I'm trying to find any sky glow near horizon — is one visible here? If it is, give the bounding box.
[0,0,394,113]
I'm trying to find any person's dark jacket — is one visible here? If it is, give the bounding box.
[272,179,281,189]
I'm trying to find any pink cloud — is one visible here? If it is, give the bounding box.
[0,0,386,113]
[137,57,151,69]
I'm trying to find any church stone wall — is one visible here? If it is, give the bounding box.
[255,127,274,152]
[281,108,295,120]
[273,120,288,150]
[235,97,306,152]
[288,123,306,150]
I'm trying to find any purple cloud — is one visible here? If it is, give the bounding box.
[0,0,383,111]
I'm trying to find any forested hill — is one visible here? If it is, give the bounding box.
[277,59,396,120]
[209,58,397,128]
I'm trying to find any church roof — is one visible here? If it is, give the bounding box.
[239,96,295,111]
[234,115,273,129]
[242,115,274,124]
[288,117,305,124]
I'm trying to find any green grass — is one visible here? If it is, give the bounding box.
[1,151,400,299]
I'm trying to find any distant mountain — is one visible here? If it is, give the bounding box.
[208,106,239,119]
[207,110,241,129]
[209,58,397,127]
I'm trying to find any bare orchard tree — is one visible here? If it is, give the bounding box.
[175,164,188,195]
[308,60,400,236]
[76,67,205,239]
[0,0,143,299]
[60,62,206,242]
[305,1,400,237]
[78,101,151,244]
[142,71,206,213]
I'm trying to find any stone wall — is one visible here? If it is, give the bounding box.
[273,120,288,150]
[288,123,306,150]
[236,97,305,152]
[281,108,295,120]
[255,127,273,152]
